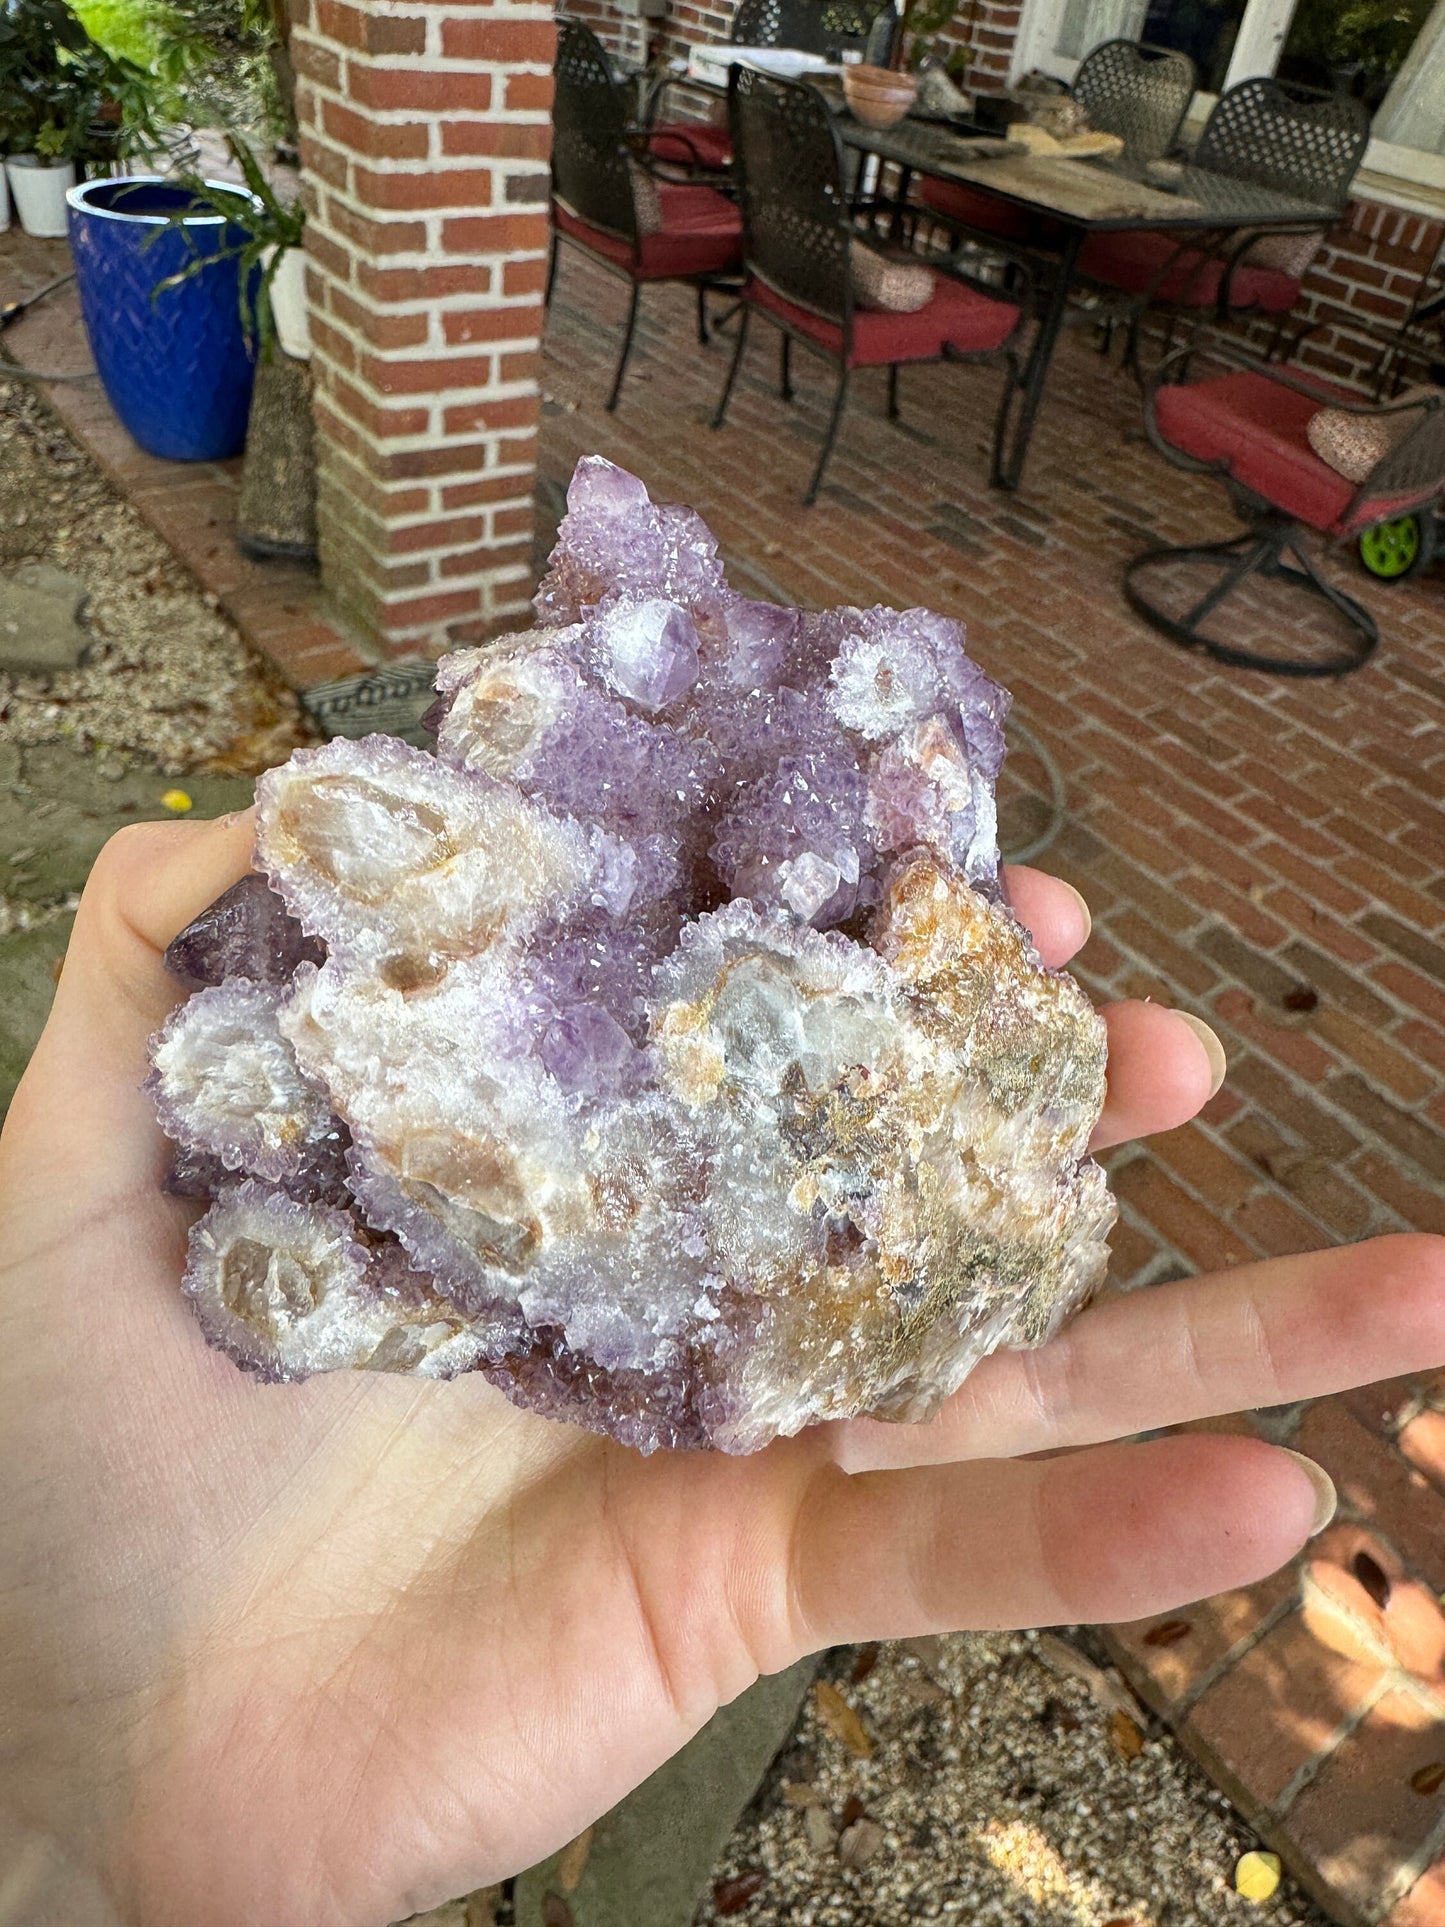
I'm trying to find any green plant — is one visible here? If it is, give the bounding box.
[0,0,109,160]
[149,132,304,362]
[893,0,964,73]
[66,0,293,157]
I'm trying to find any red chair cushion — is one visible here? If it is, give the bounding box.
[1155,370,1357,530]
[917,177,1044,246]
[554,185,742,280]
[1079,229,1301,314]
[749,271,1018,368]
[649,120,732,170]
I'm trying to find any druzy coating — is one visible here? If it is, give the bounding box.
[150,457,1115,1454]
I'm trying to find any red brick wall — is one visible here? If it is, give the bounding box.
[1291,201,1441,393]
[292,0,554,657]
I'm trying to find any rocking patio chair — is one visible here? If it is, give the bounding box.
[1127,329,1445,677]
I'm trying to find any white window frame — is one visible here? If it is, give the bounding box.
[1011,0,1445,207]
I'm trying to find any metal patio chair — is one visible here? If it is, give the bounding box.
[1080,77,1371,362]
[646,0,898,177]
[1126,327,1445,676]
[712,65,1024,504]
[549,18,744,410]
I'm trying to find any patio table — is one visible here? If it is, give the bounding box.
[835,120,1339,488]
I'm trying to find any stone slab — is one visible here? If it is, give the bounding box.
[0,744,256,905]
[513,1661,819,1927]
[0,561,90,675]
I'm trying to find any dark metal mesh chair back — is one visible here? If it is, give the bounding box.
[1072,38,1195,160]
[728,66,850,324]
[553,17,637,244]
[1196,77,1370,210]
[1358,399,1445,518]
[732,0,894,59]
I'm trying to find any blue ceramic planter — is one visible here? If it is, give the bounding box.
[67,177,259,463]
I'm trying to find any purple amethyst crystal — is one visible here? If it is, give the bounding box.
[164,872,325,988]
[151,457,1114,1453]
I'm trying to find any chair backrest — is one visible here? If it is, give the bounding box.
[1196,77,1370,211]
[728,65,851,327]
[1071,38,1195,160]
[1354,397,1445,526]
[731,0,894,60]
[553,18,638,246]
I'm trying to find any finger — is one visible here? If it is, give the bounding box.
[1002,865,1091,969]
[1093,999,1224,1150]
[832,1233,1445,1472]
[2,813,256,1185]
[784,1433,1329,1648]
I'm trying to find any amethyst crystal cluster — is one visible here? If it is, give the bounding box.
[150,458,1114,1453]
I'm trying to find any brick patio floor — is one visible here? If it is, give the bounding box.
[540,250,1445,1926]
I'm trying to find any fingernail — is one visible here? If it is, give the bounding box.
[1283,1450,1337,1537]
[1059,879,1092,944]
[1175,1011,1227,1098]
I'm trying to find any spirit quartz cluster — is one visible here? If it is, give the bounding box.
[150,458,1115,1453]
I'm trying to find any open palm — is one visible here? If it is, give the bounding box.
[3,812,1442,1927]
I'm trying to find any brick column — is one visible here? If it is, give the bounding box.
[290,0,554,656]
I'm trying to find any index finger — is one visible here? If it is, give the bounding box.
[1002,864,1092,969]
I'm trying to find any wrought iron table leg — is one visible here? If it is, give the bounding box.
[545,229,559,309]
[991,224,1083,492]
[781,333,793,401]
[697,283,710,346]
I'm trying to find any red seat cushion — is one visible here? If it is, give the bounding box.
[649,120,732,170]
[1079,229,1301,314]
[749,271,1018,368]
[1155,370,1356,530]
[554,184,742,280]
[917,177,1042,246]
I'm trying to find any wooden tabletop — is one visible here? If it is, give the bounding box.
[837,122,1339,233]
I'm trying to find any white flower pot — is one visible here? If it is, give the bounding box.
[0,164,10,233]
[262,242,311,361]
[6,155,77,238]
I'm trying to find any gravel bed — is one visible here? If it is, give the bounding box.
[695,1632,1331,1927]
[0,373,311,777]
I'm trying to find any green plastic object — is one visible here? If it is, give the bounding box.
[1359,513,1424,579]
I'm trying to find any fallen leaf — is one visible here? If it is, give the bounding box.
[557,1824,593,1892]
[850,1642,881,1684]
[712,1869,768,1915]
[1235,1851,1282,1902]
[540,1893,575,1927]
[1353,1551,1392,1609]
[1036,1634,1142,1719]
[1411,1761,1445,1796]
[1109,1709,1145,1761]
[814,1680,873,1759]
[840,1793,867,1829]
[782,1779,824,1809]
[903,1675,948,1707]
[160,788,193,813]
[901,1634,944,1669]
[464,1889,503,1927]
[804,1803,837,1853]
[1142,1619,1193,1647]
[1282,985,1319,1013]
[838,1817,886,1868]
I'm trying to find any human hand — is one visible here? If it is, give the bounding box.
[2,816,1440,1927]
